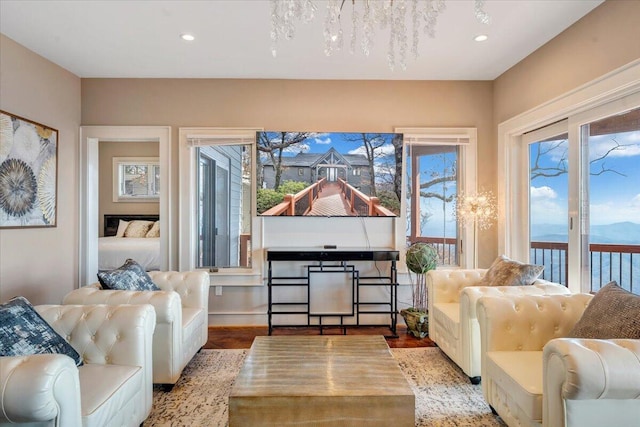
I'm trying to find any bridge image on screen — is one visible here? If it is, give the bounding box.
[257,131,402,217]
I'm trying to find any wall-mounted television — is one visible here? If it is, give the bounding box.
[257,131,402,217]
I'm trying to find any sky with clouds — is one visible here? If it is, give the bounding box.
[530,129,640,228]
[263,132,396,156]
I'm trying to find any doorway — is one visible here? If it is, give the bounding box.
[78,126,172,286]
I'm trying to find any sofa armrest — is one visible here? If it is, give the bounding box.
[531,279,571,294]
[0,354,81,425]
[543,338,640,427]
[63,286,181,324]
[148,270,210,311]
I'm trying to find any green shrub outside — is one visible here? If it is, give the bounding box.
[377,190,400,215]
[257,180,309,214]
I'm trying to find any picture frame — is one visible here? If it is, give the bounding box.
[0,110,58,228]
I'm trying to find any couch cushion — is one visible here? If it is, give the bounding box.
[432,303,460,339]
[486,351,543,422]
[0,296,83,366]
[97,258,160,291]
[479,255,544,287]
[79,363,142,424]
[568,281,640,339]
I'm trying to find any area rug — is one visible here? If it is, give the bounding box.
[144,347,506,427]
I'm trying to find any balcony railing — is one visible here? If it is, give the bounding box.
[531,241,639,294]
[409,236,458,266]
[407,237,638,294]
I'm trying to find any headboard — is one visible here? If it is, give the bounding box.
[104,214,159,237]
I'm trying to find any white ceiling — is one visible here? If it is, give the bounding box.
[0,0,603,80]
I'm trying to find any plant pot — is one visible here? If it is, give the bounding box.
[400,308,429,339]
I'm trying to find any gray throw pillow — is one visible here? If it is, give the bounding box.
[478,254,544,287]
[0,296,83,366]
[568,281,640,339]
[97,258,160,291]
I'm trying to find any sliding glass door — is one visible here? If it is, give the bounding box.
[523,104,640,294]
[525,122,569,285]
[578,107,640,293]
[197,148,232,268]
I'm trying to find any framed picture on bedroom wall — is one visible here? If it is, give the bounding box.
[112,157,160,202]
[0,110,58,229]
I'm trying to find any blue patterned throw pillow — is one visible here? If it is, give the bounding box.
[0,296,83,366]
[97,258,160,291]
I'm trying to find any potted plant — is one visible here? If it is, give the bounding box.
[400,242,439,338]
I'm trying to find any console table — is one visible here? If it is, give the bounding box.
[266,247,400,336]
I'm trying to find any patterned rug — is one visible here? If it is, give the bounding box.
[144,347,506,427]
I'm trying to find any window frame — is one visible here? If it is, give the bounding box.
[112,156,160,202]
[178,127,262,279]
[498,61,640,293]
[396,127,478,269]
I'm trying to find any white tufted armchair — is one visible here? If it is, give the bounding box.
[475,293,640,427]
[426,269,570,383]
[0,304,156,427]
[63,270,210,387]
[544,338,640,427]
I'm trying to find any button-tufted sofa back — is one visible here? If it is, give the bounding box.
[148,270,208,311]
[427,269,488,304]
[477,293,594,353]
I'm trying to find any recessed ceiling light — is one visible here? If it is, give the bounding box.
[180,33,195,42]
[474,34,488,42]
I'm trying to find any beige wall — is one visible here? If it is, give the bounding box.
[81,79,498,266]
[0,34,81,304]
[494,0,640,124]
[98,141,160,236]
[1,0,636,313]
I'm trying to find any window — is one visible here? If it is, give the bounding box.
[179,128,258,272]
[397,128,477,268]
[500,66,640,294]
[522,106,640,294]
[112,157,159,202]
[525,121,569,285]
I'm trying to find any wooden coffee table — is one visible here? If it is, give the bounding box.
[229,335,415,426]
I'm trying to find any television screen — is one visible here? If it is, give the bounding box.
[257,131,402,217]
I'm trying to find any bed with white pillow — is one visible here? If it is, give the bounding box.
[99,214,160,271]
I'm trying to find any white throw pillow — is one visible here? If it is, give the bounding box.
[115,220,129,237]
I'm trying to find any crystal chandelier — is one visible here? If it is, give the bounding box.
[270,0,491,71]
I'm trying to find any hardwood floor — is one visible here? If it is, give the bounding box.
[205,325,436,349]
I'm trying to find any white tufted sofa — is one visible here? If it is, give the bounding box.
[426,269,570,383]
[0,304,155,427]
[63,270,210,387]
[476,293,640,427]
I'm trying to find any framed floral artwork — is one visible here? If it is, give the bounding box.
[0,111,58,228]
